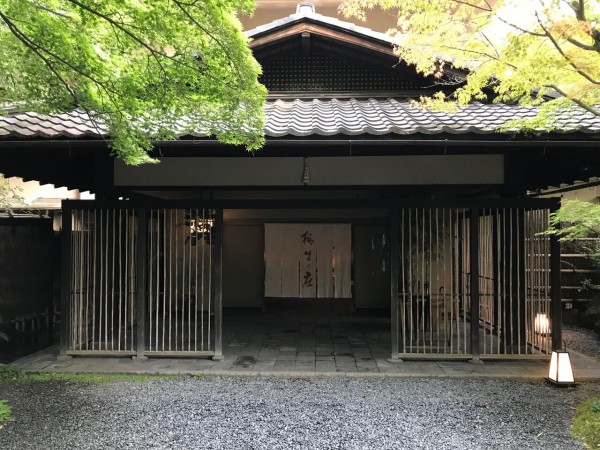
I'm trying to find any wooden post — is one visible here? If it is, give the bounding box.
[550,208,562,351]
[212,208,224,361]
[500,209,517,353]
[389,208,400,362]
[501,209,527,353]
[457,218,464,317]
[517,210,527,351]
[58,204,72,359]
[469,208,481,361]
[135,209,148,360]
[499,209,509,352]
[492,213,500,335]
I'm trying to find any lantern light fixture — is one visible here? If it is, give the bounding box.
[185,210,215,246]
[302,157,311,185]
[189,217,214,235]
[546,343,576,387]
[534,313,550,335]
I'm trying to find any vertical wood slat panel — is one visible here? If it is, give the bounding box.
[66,206,218,357]
[398,207,470,356]
[67,208,137,355]
[143,208,216,356]
[521,208,553,355]
[395,205,554,359]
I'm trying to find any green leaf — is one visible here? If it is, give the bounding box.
[0,0,267,164]
[339,0,600,126]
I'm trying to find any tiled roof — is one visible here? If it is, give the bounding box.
[245,7,394,44]
[263,99,600,136]
[0,110,108,139]
[1,99,599,140]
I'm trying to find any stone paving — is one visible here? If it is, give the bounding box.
[14,310,600,380]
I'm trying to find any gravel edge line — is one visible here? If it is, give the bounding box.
[14,368,600,381]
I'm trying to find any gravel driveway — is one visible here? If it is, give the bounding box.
[1,377,599,450]
[563,325,600,358]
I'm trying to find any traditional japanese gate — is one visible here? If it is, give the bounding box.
[61,198,560,361]
[390,199,561,361]
[60,203,223,359]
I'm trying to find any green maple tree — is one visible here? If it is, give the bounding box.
[340,0,600,128]
[0,0,266,164]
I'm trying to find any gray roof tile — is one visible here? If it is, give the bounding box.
[0,110,108,139]
[1,100,599,141]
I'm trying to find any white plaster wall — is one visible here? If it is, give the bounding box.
[3,176,93,209]
[561,186,600,203]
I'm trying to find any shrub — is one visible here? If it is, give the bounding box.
[0,364,24,381]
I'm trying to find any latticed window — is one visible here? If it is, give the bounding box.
[260,53,433,92]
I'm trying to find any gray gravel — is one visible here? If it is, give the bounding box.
[1,377,599,450]
[563,325,600,358]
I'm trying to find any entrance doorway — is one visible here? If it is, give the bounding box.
[264,223,352,299]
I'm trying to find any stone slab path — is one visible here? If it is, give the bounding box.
[14,311,600,380]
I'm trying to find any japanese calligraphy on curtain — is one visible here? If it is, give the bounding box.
[264,224,351,298]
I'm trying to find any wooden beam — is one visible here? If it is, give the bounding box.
[250,22,396,56]
[63,198,559,211]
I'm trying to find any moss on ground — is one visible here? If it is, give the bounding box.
[0,399,12,428]
[0,364,23,381]
[0,365,183,383]
[21,373,183,383]
[573,397,600,449]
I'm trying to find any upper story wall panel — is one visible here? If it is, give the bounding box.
[259,52,436,93]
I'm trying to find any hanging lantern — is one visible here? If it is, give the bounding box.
[185,210,214,246]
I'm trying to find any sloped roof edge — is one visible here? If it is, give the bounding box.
[1,100,600,141]
[245,7,394,45]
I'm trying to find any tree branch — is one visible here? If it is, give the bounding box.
[545,84,600,117]
[536,12,600,85]
[571,0,586,21]
[0,10,77,103]
[64,0,170,71]
[566,36,597,51]
[436,45,518,69]
[0,10,107,137]
[565,1,600,49]
[27,0,72,19]
[496,16,545,37]
[172,0,243,83]
[449,0,492,12]
[479,31,500,59]
[64,0,238,90]
[1,12,124,101]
